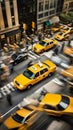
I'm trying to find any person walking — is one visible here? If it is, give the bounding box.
[7,93,12,106]
[53,46,59,55]
[60,41,65,53]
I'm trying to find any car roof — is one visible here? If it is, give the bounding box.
[61,66,73,79]
[16,105,35,117]
[43,38,53,43]
[28,62,47,74]
[41,93,62,106]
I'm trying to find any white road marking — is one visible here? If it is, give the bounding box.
[1,82,15,96]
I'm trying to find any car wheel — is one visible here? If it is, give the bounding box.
[49,72,53,77]
[27,85,31,89]
[41,49,44,53]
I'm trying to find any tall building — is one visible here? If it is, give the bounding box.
[62,0,73,14]
[0,0,20,49]
[17,0,37,35]
[37,0,64,30]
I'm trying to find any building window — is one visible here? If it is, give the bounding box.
[53,0,56,8]
[69,2,73,8]
[1,1,8,28]
[44,12,48,16]
[39,2,43,12]
[49,10,55,15]
[45,0,49,10]
[50,0,54,8]
[9,35,16,44]
[9,0,15,26]
[38,13,43,18]
[64,4,68,9]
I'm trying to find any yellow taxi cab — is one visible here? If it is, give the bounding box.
[38,93,73,116]
[3,105,39,130]
[14,60,56,90]
[61,66,73,80]
[32,38,58,54]
[51,24,64,32]
[60,66,73,91]
[62,27,73,34]
[64,47,73,57]
[55,32,70,41]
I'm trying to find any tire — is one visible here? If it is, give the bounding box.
[27,85,31,89]
[49,72,53,77]
[41,49,44,53]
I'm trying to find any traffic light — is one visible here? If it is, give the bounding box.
[32,21,35,29]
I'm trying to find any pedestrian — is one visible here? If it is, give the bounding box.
[49,29,52,37]
[9,61,14,74]
[68,39,71,47]
[53,46,59,55]
[60,41,65,53]
[6,93,12,106]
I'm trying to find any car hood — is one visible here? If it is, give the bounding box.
[14,74,31,86]
[34,44,44,50]
[4,116,21,129]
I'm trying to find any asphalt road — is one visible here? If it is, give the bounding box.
[0,34,73,130]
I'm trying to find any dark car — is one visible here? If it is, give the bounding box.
[11,51,28,65]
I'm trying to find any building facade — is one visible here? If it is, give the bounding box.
[17,0,37,35]
[17,0,64,33]
[37,0,64,30]
[0,0,20,49]
[62,0,73,14]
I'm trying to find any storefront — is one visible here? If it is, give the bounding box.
[6,29,21,44]
[0,34,6,49]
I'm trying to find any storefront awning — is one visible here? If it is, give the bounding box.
[49,16,60,24]
[6,29,21,37]
[45,21,51,26]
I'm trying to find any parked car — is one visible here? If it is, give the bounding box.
[62,27,73,34]
[14,60,56,90]
[55,32,70,41]
[64,47,73,57]
[38,93,73,117]
[32,38,58,54]
[11,51,28,65]
[51,24,64,32]
[3,105,40,130]
[58,66,73,91]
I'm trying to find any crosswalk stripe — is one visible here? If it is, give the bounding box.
[28,53,37,59]
[0,82,15,96]
[7,83,15,91]
[1,86,9,95]
[28,50,40,59]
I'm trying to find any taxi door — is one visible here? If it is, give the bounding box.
[46,42,50,50]
[39,68,49,81]
[50,41,54,48]
[32,72,41,85]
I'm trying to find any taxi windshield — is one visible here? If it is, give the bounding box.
[57,95,69,110]
[23,69,35,79]
[39,41,47,46]
[12,113,26,124]
[59,33,64,36]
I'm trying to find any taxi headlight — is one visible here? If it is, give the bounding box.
[20,84,23,88]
